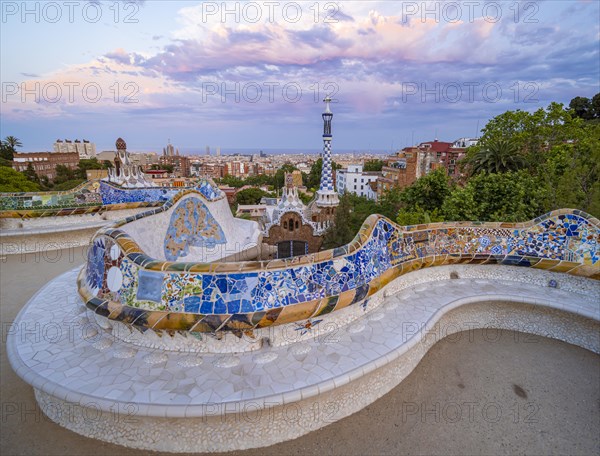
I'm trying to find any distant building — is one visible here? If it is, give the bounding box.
[54,139,96,159]
[159,154,191,177]
[195,162,224,179]
[158,141,189,177]
[236,205,267,220]
[86,169,108,180]
[162,141,178,157]
[453,137,479,148]
[336,164,380,200]
[290,170,303,187]
[224,161,247,178]
[96,151,117,163]
[219,186,237,204]
[376,139,468,199]
[13,151,79,181]
[377,150,418,198]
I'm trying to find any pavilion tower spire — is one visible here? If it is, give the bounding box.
[316,96,339,208]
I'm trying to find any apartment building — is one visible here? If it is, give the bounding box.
[13,151,80,180]
[336,164,380,200]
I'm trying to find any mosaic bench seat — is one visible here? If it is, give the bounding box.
[0,178,221,218]
[77,206,599,343]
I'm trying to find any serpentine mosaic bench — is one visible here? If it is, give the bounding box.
[7,204,600,452]
[78,205,599,342]
[0,178,220,217]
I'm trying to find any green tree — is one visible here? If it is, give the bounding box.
[377,187,403,220]
[53,179,86,191]
[592,93,600,119]
[298,191,312,205]
[442,171,546,222]
[23,163,40,185]
[218,175,245,188]
[468,139,526,175]
[54,165,77,185]
[3,136,22,149]
[245,174,274,187]
[569,96,593,120]
[363,159,384,172]
[439,185,479,221]
[540,124,600,216]
[234,187,268,205]
[400,168,453,213]
[322,194,355,249]
[0,136,22,161]
[76,158,103,179]
[0,142,13,161]
[466,103,581,171]
[396,206,443,226]
[0,167,40,192]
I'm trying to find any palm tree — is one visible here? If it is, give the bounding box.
[470,139,526,175]
[4,136,22,150]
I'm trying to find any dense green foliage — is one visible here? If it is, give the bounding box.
[569,94,600,121]
[53,179,86,191]
[46,158,101,188]
[322,194,355,248]
[0,136,21,161]
[322,190,403,249]
[298,191,313,205]
[234,187,270,206]
[363,159,385,172]
[453,100,599,220]
[442,171,546,222]
[466,139,526,175]
[0,167,40,192]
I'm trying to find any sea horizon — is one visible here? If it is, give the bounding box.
[18,147,396,156]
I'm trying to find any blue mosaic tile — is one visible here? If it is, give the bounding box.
[163,197,227,261]
[136,270,164,302]
[86,237,105,290]
[100,181,178,205]
[82,212,600,320]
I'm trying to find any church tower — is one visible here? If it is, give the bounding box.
[314,97,339,220]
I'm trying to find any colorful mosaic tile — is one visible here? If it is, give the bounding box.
[79,207,600,334]
[163,197,227,261]
[0,178,224,217]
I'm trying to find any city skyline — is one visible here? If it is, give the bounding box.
[2,1,599,151]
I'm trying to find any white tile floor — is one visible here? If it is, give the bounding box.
[7,265,600,420]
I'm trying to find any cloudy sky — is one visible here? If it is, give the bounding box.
[1,0,599,153]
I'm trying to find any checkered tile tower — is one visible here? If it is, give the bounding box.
[316,96,340,208]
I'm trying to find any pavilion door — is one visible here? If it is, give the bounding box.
[277,241,308,259]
